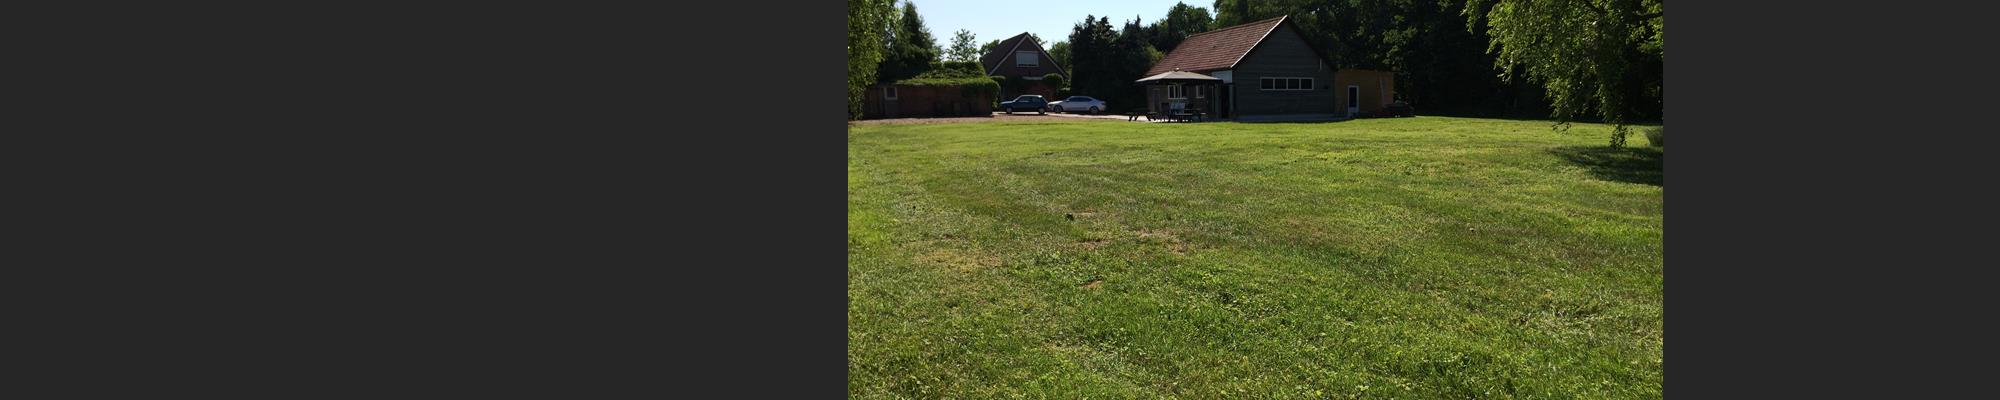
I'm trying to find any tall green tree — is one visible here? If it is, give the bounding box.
[1469,0,1664,146]
[1066,16,1120,106]
[1211,0,1260,27]
[945,29,980,62]
[847,0,897,120]
[1047,41,1070,74]
[1148,2,1214,52]
[877,1,941,83]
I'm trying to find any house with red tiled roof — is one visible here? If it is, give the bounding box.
[1139,16,1397,121]
[980,32,1068,100]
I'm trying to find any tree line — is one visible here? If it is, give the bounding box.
[848,0,1663,145]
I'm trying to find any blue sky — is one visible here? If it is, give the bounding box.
[910,0,1210,48]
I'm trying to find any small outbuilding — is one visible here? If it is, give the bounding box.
[1137,71,1224,119]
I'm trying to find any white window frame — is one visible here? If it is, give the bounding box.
[1260,77,1314,91]
[883,86,898,100]
[1347,85,1361,114]
[1015,51,1038,67]
[1168,85,1185,99]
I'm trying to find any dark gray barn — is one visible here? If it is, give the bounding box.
[1142,16,1396,121]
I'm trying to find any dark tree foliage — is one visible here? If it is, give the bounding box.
[1065,16,1119,107]
[1145,2,1214,52]
[877,1,941,83]
[1065,16,1160,113]
[1211,0,1261,27]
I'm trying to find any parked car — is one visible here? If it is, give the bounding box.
[999,95,1048,114]
[1049,96,1107,114]
[1382,101,1415,117]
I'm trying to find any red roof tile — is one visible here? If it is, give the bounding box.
[1145,16,1288,76]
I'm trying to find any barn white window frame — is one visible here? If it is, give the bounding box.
[884,86,898,100]
[1259,77,1314,91]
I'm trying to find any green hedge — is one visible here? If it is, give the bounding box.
[894,76,999,98]
[928,61,984,77]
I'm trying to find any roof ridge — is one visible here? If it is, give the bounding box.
[1143,15,1296,76]
[1221,15,1287,71]
[1184,15,1288,40]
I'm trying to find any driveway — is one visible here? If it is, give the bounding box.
[850,112,1123,125]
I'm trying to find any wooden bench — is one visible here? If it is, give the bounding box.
[1124,111,1148,121]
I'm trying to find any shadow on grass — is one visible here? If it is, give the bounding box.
[1549,146,1663,186]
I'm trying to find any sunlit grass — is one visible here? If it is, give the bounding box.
[848,117,1662,399]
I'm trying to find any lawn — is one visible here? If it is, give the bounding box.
[847,117,1662,399]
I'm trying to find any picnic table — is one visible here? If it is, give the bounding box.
[1124,111,1149,121]
[1167,110,1205,122]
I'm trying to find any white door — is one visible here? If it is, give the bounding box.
[1346,85,1360,117]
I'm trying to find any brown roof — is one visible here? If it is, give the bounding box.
[1135,70,1223,83]
[979,33,1031,73]
[1144,16,1289,76]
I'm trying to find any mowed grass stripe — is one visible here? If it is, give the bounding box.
[849,117,1663,398]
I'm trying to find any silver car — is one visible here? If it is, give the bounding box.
[1049,96,1107,114]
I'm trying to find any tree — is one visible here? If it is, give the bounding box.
[1066,16,1121,108]
[978,39,1002,57]
[847,0,897,120]
[1469,0,1664,146]
[1211,0,1259,27]
[1065,15,1159,113]
[945,29,980,63]
[1047,41,1070,74]
[1148,2,1214,52]
[877,1,941,83]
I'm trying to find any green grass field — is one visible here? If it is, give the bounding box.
[847,117,1662,399]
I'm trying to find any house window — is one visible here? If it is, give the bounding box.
[884,86,897,100]
[1169,85,1184,98]
[1194,85,1204,98]
[1260,77,1314,91]
[1016,51,1038,67]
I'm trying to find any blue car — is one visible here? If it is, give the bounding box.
[999,95,1047,114]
